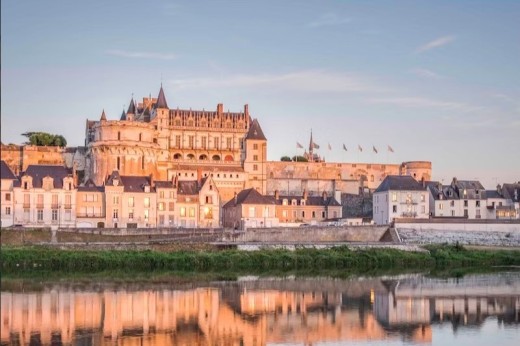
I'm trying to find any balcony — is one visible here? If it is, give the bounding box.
[401,212,418,218]
[400,200,418,205]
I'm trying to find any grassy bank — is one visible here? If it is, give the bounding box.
[2,245,520,273]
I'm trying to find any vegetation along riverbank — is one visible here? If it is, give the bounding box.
[2,245,520,273]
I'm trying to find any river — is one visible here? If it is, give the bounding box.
[1,271,519,345]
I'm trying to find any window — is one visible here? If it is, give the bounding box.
[214,137,219,149]
[189,208,195,217]
[144,209,149,220]
[439,203,444,210]
[169,202,174,211]
[180,207,186,217]
[450,200,455,207]
[464,200,468,207]
[249,207,256,218]
[300,211,305,218]
[139,133,142,141]
[392,192,397,202]
[129,210,134,220]
[204,207,213,219]
[226,138,232,149]
[312,211,316,218]
[175,135,181,148]
[201,136,207,149]
[117,157,120,170]
[263,207,269,217]
[158,202,165,211]
[24,194,30,206]
[322,211,326,218]
[113,209,119,219]
[113,196,119,204]
[37,194,44,207]
[421,194,425,202]
[37,210,43,221]
[392,205,397,213]
[291,199,297,206]
[128,197,134,207]
[159,191,164,199]
[159,215,165,226]
[169,191,174,199]
[451,210,455,216]
[5,207,11,215]
[52,210,58,221]
[253,155,258,161]
[5,193,11,201]
[253,164,258,171]
[205,196,212,204]
[144,197,150,207]
[476,200,481,207]
[282,199,288,206]
[188,136,194,148]
[253,143,258,150]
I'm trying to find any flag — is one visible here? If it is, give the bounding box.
[373,145,378,154]
[296,142,303,149]
[358,145,363,152]
[328,143,332,150]
[343,144,347,151]
[387,145,394,153]
[312,142,320,149]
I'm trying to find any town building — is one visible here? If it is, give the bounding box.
[222,188,278,229]
[12,165,77,228]
[273,190,342,224]
[1,161,17,227]
[76,179,105,228]
[373,175,429,225]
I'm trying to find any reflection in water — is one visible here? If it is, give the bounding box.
[1,273,519,345]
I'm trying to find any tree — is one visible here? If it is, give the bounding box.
[292,155,308,162]
[22,132,67,147]
[280,156,292,161]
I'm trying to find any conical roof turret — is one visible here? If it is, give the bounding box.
[155,84,169,109]
[100,109,107,121]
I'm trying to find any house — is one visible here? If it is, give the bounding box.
[222,188,278,229]
[1,160,17,227]
[13,165,76,228]
[76,179,105,228]
[373,175,429,225]
[273,190,342,224]
[498,183,520,219]
[175,175,220,228]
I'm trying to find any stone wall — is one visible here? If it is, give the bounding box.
[397,228,520,247]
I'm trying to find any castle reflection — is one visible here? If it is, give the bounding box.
[1,273,519,345]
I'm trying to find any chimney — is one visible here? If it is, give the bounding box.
[234,192,238,205]
[149,174,154,187]
[303,189,308,200]
[421,177,425,188]
[72,162,78,186]
[322,191,327,202]
[451,177,457,187]
[217,103,223,115]
[496,184,502,195]
[275,190,279,200]
[197,168,203,186]
[244,104,249,116]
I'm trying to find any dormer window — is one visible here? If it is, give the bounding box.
[291,199,297,206]
[113,179,119,186]
[301,200,306,206]
[24,182,28,190]
[144,185,150,193]
[282,199,288,206]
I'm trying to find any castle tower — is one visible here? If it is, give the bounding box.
[243,118,267,194]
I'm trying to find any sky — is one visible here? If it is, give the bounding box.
[1,0,519,188]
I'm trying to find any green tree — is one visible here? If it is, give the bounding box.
[280,156,292,161]
[291,155,308,162]
[22,132,67,147]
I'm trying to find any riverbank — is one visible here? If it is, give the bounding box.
[3,245,520,273]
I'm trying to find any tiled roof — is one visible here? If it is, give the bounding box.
[223,188,275,208]
[245,118,266,141]
[375,175,426,193]
[23,165,72,188]
[0,160,17,180]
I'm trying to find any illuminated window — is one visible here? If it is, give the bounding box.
[144,197,150,207]
[128,197,134,207]
[180,207,186,217]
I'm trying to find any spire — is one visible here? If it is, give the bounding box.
[155,84,169,109]
[127,98,136,114]
[120,108,126,121]
[100,109,107,121]
[245,118,267,140]
[309,129,314,152]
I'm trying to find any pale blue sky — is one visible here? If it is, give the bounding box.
[2,0,519,188]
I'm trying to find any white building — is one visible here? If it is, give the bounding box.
[373,175,429,225]
[1,161,17,227]
[13,165,77,229]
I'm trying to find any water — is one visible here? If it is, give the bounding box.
[1,272,519,345]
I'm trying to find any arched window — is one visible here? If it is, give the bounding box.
[212,155,220,161]
[173,153,182,160]
[187,154,195,160]
[199,154,208,160]
[224,155,233,162]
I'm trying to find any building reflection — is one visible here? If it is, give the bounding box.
[1,274,519,346]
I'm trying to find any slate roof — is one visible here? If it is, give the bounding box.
[78,179,104,192]
[374,175,426,193]
[245,119,266,141]
[485,190,503,199]
[223,188,276,208]
[127,98,136,114]
[450,179,485,199]
[100,110,107,121]
[502,183,520,202]
[276,195,341,207]
[106,171,122,186]
[155,85,169,109]
[23,165,72,188]
[426,181,460,201]
[120,175,153,193]
[177,180,200,195]
[0,160,17,180]
[120,109,127,121]
[154,180,174,189]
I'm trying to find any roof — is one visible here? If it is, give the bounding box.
[154,180,174,189]
[502,183,520,202]
[127,98,136,114]
[120,109,127,121]
[155,85,169,109]
[485,190,503,199]
[23,165,72,188]
[106,170,122,186]
[177,180,200,195]
[223,188,276,208]
[100,109,107,121]
[120,175,153,193]
[375,175,426,193]
[245,118,266,141]
[0,160,17,180]
[78,179,104,192]
[426,181,460,201]
[276,195,341,207]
